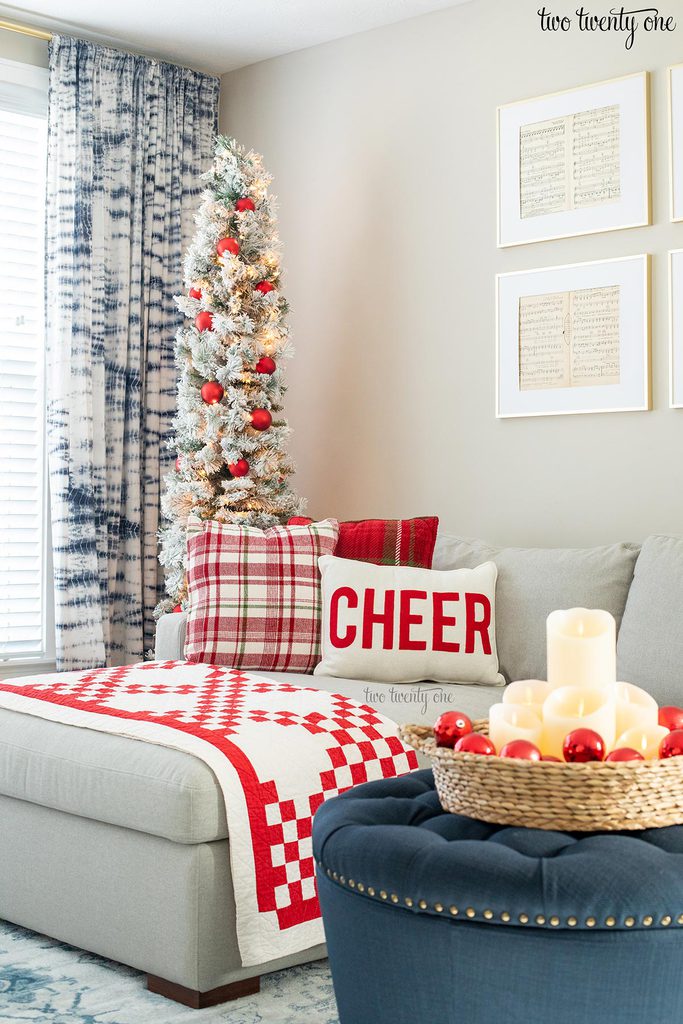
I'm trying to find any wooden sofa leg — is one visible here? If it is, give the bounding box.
[147,973,260,1008]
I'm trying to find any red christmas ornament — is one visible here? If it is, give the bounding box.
[228,459,249,477]
[189,286,202,299]
[454,733,496,756]
[216,237,240,257]
[201,381,224,405]
[255,356,276,375]
[658,706,683,732]
[659,729,683,759]
[500,739,542,761]
[563,728,605,763]
[541,755,562,762]
[173,604,182,613]
[255,281,275,294]
[434,711,472,749]
[195,311,214,332]
[236,197,255,212]
[605,747,645,763]
[250,408,272,431]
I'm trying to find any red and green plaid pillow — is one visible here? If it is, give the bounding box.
[184,516,339,671]
[288,516,438,569]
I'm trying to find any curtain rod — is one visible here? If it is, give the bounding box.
[0,18,217,76]
[0,18,52,41]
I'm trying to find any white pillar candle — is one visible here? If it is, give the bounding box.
[542,685,616,760]
[615,682,659,738]
[615,724,669,760]
[489,703,542,754]
[503,679,552,710]
[547,608,616,690]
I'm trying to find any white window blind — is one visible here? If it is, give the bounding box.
[0,58,51,666]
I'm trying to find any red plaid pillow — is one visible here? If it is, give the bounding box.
[184,517,339,671]
[288,516,438,569]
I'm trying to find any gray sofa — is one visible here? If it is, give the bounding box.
[1,532,681,1007]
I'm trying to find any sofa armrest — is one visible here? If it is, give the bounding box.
[155,612,188,661]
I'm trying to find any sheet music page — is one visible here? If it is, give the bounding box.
[571,105,621,210]
[569,285,620,387]
[519,103,621,219]
[518,291,570,390]
[518,285,620,391]
[519,117,568,219]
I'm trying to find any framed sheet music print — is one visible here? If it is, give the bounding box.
[669,250,683,407]
[496,255,650,418]
[669,65,683,222]
[497,74,650,247]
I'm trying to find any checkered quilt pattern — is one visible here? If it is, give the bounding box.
[184,517,339,671]
[0,661,418,966]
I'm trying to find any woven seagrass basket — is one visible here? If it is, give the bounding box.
[400,720,683,831]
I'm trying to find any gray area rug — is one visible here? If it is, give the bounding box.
[0,921,339,1023]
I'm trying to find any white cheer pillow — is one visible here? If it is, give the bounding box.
[315,555,505,686]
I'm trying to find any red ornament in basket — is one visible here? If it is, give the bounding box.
[434,711,472,749]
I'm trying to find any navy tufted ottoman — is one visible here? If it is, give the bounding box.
[313,770,683,1024]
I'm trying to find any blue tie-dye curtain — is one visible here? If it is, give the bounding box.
[45,36,219,670]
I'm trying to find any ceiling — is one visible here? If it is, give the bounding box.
[0,0,472,74]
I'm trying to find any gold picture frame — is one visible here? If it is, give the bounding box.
[496,255,651,419]
[669,65,683,223]
[497,73,651,247]
[669,249,683,408]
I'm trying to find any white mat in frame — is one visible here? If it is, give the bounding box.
[496,254,651,419]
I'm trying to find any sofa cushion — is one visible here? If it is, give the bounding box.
[617,535,683,704]
[0,707,229,844]
[0,672,497,841]
[433,535,640,682]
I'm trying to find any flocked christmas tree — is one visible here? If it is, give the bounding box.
[157,136,304,614]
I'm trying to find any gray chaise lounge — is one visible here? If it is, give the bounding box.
[0,532,678,1006]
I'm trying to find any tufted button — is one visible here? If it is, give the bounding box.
[550,916,560,927]
[434,903,444,913]
[466,908,476,918]
[643,916,653,927]
[662,916,672,927]
[483,909,493,920]
[625,917,635,927]
[519,914,529,924]
[567,917,577,927]
[501,912,511,922]
[605,917,616,927]
[449,906,459,916]
[535,915,546,926]
[586,918,596,928]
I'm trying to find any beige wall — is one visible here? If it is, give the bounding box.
[221,0,681,547]
[0,28,48,67]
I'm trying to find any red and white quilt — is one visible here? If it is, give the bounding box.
[0,661,417,966]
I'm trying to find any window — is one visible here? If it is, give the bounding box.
[0,57,52,670]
